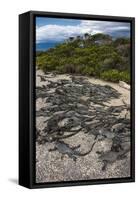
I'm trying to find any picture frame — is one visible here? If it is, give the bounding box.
[19,10,135,189]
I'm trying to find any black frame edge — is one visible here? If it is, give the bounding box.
[131,17,135,181]
[19,12,32,188]
[29,10,135,21]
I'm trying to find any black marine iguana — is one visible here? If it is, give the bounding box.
[37,130,82,144]
[96,148,130,171]
[49,140,96,161]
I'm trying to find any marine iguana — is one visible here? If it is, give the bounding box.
[49,140,96,161]
[38,75,46,82]
[96,148,130,171]
[37,127,82,144]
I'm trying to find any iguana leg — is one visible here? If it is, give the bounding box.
[118,150,129,160]
[96,151,104,155]
[102,160,107,171]
[118,154,127,160]
[73,156,77,162]
[72,144,81,150]
[61,154,65,160]
[49,147,57,152]
[68,152,77,162]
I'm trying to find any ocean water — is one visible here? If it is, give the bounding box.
[36,42,60,51]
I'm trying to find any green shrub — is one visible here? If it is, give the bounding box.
[36,33,130,83]
[63,64,76,73]
[100,69,119,82]
[82,66,94,75]
[100,69,130,83]
[55,65,66,73]
[119,71,130,83]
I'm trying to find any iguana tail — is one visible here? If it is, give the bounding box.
[74,140,96,156]
[118,148,130,159]
[51,128,82,140]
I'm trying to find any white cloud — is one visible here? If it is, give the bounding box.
[36,20,130,43]
[36,24,85,43]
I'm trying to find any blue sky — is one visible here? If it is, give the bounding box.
[36,17,130,44]
[36,17,80,27]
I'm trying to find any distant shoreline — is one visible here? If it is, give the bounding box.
[36,41,62,51]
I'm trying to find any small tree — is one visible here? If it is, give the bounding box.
[69,37,74,42]
[84,33,90,40]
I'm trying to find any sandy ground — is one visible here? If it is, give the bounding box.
[36,70,130,183]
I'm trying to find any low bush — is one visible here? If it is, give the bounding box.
[36,33,130,83]
[100,69,130,83]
